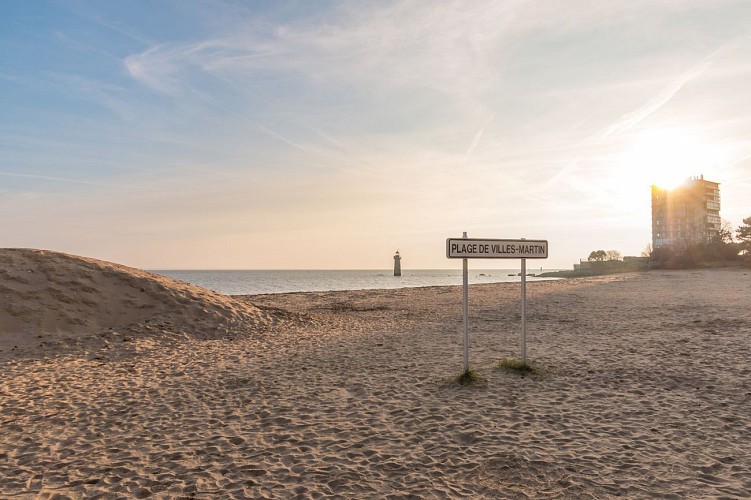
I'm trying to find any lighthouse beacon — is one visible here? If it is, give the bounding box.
[393,251,402,277]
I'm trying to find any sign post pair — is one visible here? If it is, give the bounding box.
[446,234,548,372]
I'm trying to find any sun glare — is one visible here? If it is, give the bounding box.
[618,128,718,189]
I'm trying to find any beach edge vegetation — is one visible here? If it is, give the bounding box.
[495,358,540,376]
[455,368,486,386]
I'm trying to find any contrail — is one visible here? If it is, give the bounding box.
[602,50,722,139]
[465,126,485,159]
[465,115,494,160]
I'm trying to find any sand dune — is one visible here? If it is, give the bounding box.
[0,249,268,352]
[1,250,750,498]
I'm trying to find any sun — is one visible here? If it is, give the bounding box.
[618,128,717,189]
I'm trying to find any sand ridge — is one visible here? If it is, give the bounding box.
[1,251,751,498]
[0,249,275,352]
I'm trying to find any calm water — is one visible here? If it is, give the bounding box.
[152,269,561,296]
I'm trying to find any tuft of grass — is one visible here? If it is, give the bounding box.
[455,368,486,386]
[496,358,540,376]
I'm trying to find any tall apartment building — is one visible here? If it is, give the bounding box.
[651,176,721,249]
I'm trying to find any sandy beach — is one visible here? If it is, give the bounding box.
[1,249,750,498]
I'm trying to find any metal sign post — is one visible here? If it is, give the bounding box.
[446,235,548,369]
[521,255,527,365]
[462,232,469,372]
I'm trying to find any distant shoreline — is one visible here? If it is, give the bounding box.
[539,260,748,279]
[153,268,567,295]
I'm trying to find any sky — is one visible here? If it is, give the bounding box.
[2,0,750,269]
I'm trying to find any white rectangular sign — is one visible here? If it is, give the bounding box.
[446,238,548,259]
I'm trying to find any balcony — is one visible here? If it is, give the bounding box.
[705,201,721,211]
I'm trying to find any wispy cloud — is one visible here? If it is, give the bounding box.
[120,2,521,106]
[0,171,134,189]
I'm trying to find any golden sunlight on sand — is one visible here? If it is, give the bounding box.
[1,249,750,497]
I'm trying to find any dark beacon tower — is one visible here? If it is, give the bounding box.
[393,250,402,277]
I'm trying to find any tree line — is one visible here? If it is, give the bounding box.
[588,216,751,268]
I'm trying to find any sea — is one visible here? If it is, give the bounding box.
[151,268,562,296]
